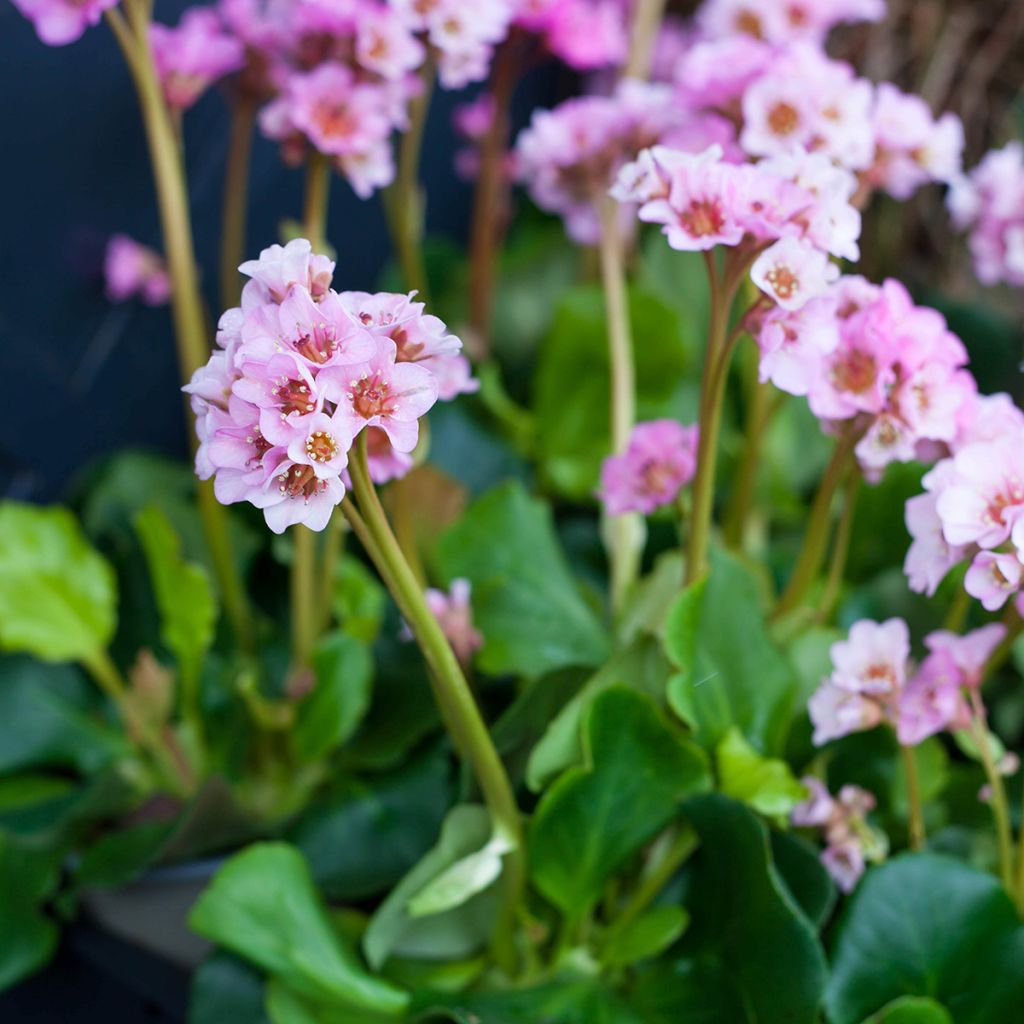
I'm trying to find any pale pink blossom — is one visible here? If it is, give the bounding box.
[751,237,839,310]
[11,0,117,46]
[964,551,1023,612]
[830,618,910,697]
[425,578,483,666]
[923,624,1006,689]
[598,419,699,517]
[150,8,245,110]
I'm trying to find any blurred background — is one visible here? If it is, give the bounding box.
[1,0,1022,506]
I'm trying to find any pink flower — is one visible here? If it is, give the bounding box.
[104,235,171,306]
[11,0,117,46]
[599,420,699,517]
[964,551,1023,612]
[904,486,964,597]
[924,624,1006,689]
[791,776,834,827]
[239,239,335,310]
[536,0,627,71]
[821,840,868,893]
[425,578,483,666]
[808,682,884,745]
[751,237,839,310]
[324,341,439,454]
[356,8,425,80]
[756,296,838,396]
[150,8,245,110]
[830,618,910,696]
[896,654,966,746]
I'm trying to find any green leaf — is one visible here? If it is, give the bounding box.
[433,482,608,678]
[363,806,498,970]
[266,978,397,1024]
[716,728,807,817]
[412,979,646,1024]
[532,284,696,499]
[665,548,798,754]
[75,820,176,889]
[407,832,512,917]
[528,688,710,919]
[189,951,271,1024]
[683,795,828,1024]
[292,632,373,763]
[290,747,451,901]
[0,502,117,663]
[826,853,1024,1024]
[332,558,387,644]
[0,832,62,990]
[602,905,689,967]
[135,505,218,694]
[526,637,671,792]
[630,958,746,1024]
[189,843,408,1016]
[770,830,836,932]
[0,657,124,776]
[861,997,955,1024]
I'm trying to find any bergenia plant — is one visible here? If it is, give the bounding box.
[3,0,1024,1019]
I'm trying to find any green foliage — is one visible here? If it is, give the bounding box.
[601,906,690,968]
[362,805,498,970]
[679,795,829,1024]
[331,558,387,644]
[135,504,217,696]
[665,547,798,755]
[290,747,451,902]
[770,830,837,931]
[532,285,696,499]
[0,832,63,990]
[0,502,117,664]
[291,632,373,763]
[826,854,1024,1024]
[716,728,807,818]
[189,952,271,1024]
[190,843,408,1016]
[861,998,955,1024]
[434,481,608,678]
[528,688,710,919]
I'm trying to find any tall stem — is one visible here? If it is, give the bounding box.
[384,59,433,297]
[597,196,642,614]
[817,467,860,623]
[774,426,860,617]
[113,1,252,650]
[900,744,925,851]
[219,97,256,310]
[347,437,523,974]
[467,40,518,357]
[968,691,1014,890]
[624,0,666,79]
[685,254,742,586]
[303,150,332,252]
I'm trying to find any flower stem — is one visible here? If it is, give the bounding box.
[219,96,256,310]
[112,0,253,651]
[347,436,523,975]
[596,196,643,614]
[467,41,519,358]
[774,425,860,618]
[816,466,860,623]
[624,0,667,79]
[613,823,697,933]
[968,690,1014,891]
[383,58,433,297]
[303,150,332,252]
[685,253,745,586]
[900,744,926,851]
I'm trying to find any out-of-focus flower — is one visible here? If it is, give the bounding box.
[104,235,171,306]
[425,578,483,666]
[599,419,699,517]
[11,0,118,46]
[150,8,246,110]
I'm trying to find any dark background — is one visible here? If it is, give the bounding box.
[0,0,482,503]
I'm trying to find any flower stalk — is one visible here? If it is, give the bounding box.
[344,436,524,974]
[900,743,926,851]
[109,0,253,651]
[219,96,256,310]
[596,195,643,614]
[968,690,1014,890]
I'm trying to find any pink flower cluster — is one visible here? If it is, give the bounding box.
[807,618,1004,748]
[515,0,628,72]
[756,275,979,476]
[949,142,1024,288]
[613,144,860,261]
[664,7,963,203]
[185,239,475,533]
[599,419,699,517]
[150,8,245,110]
[104,235,171,306]
[904,410,1024,609]
[515,81,698,244]
[791,777,884,892]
